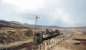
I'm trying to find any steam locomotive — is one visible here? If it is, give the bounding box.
[35,29,62,44]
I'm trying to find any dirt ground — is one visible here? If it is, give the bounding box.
[52,31,86,50]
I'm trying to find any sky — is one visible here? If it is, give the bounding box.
[0,0,86,27]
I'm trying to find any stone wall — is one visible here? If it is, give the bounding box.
[37,35,64,50]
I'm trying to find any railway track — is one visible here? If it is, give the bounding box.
[0,32,73,50]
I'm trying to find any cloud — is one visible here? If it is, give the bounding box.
[47,8,76,26]
[2,0,46,12]
[0,0,86,27]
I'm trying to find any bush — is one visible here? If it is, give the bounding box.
[24,30,33,37]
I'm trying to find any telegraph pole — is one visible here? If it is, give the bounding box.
[33,16,40,50]
[35,16,39,30]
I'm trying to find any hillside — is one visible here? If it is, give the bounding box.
[0,20,33,48]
